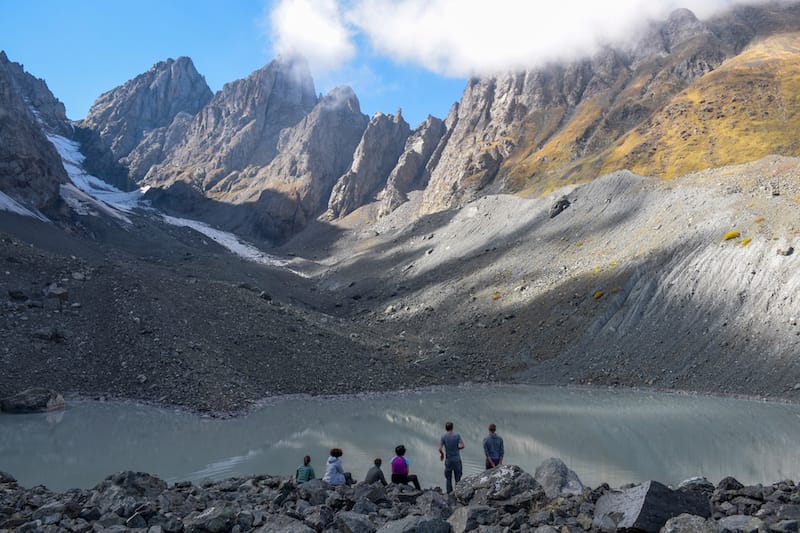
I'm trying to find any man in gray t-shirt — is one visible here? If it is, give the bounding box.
[438,421,465,493]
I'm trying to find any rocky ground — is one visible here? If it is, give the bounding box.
[3,156,800,414]
[2,458,799,533]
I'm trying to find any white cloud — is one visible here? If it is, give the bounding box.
[269,0,356,74]
[268,0,767,78]
[347,0,744,76]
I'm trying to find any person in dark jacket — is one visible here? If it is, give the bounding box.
[364,457,388,486]
[295,455,316,483]
[483,423,504,469]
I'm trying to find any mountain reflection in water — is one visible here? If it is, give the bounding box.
[2,385,799,492]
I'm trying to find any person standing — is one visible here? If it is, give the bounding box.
[295,455,316,483]
[390,445,421,490]
[483,423,504,469]
[365,457,388,486]
[438,421,465,494]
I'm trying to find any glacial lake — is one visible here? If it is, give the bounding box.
[3,385,800,492]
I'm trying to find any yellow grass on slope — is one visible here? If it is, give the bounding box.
[602,33,800,179]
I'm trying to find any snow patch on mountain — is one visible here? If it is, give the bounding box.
[0,191,50,221]
[45,133,294,270]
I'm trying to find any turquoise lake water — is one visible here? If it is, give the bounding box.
[2,384,800,492]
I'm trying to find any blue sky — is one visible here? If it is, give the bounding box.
[2,0,466,128]
[3,0,745,128]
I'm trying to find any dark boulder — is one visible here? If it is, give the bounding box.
[661,513,721,533]
[377,514,451,533]
[717,477,745,491]
[0,388,65,413]
[549,196,571,218]
[255,514,316,532]
[336,510,377,533]
[297,479,331,506]
[95,470,167,501]
[183,505,235,533]
[593,480,711,532]
[448,504,499,531]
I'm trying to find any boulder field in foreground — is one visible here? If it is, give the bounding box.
[1,459,798,532]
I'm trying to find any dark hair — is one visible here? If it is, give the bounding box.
[330,448,343,457]
[488,423,496,432]
[395,444,406,456]
[445,421,453,431]
[374,458,382,466]
[303,455,311,465]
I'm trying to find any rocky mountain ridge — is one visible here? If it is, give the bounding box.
[77,56,213,187]
[61,2,800,245]
[0,51,68,214]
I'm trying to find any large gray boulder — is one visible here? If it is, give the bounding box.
[377,514,451,533]
[183,505,235,533]
[89,471,168,513]
[534,458,585,499]
[454,464,540,506]
[448,504,499,532]
[296,478,331,506]
[594,480,712,533]
[661,513,721,533]
[336,510,377,533]
[255,514,315,532]
[410,490,452,521]
[0,388,65,413]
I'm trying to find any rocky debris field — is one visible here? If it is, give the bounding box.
[4,156,800,414]
[3,458,800,533]
[0,212,453,415]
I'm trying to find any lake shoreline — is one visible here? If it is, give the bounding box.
[1,462,797,533]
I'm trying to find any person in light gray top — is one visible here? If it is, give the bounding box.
[438,421,464,493]
[483,423,504,469]
[364,457,387,486]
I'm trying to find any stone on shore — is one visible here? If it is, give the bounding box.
[534,457,585,499]
[0,387,65,413]
[661,513,721,533]
[454,464,541,506]
[377,514,451,532]
[594,480,711,533]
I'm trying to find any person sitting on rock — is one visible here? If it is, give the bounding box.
[364,457,388,486]
[391,444,421,490]
[323,448,353,485]
[295,455,315,483]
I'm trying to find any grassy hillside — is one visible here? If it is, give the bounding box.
[503,33,800,196]
[604,33,800,179]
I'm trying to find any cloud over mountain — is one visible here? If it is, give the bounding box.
[268,0,774,77]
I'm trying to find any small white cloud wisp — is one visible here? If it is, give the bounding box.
[268,0,770,78]
[269,0,356,74]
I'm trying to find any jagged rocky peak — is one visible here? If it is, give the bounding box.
[628,8,712,68]
[664,8,711,48]
[241,84,370,241]
[327,109,411,219]
[0,51,69,136]
[145,56,319,191]
[0,51,68,212]
[378,114,446,216]
[80,56,212,161]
